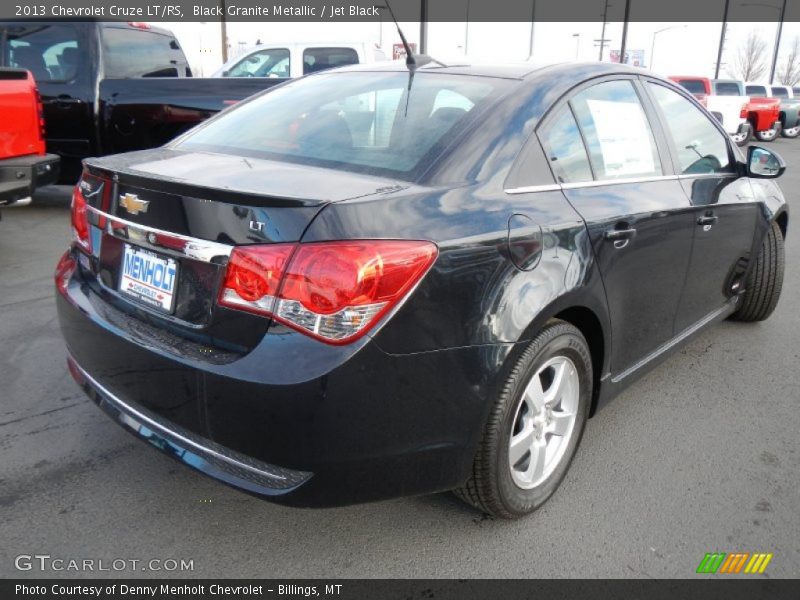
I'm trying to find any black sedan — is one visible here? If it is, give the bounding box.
[56,61,788,518]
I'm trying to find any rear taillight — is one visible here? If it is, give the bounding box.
[34,88,45,143]
[695,93,708,107]
[218,240,438,344]
[741,104,749,119]
[54,251,77,296]
[71,171,111,252]
[70,187,91,251]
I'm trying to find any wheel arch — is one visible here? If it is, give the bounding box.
[514,296,610,418]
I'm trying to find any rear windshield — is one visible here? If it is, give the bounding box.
[771,86,789,98]
[1,23,79,82]
[677,79,706,95]
[714,82,741,95]
[746,85,767,96]
[176,71,506,179]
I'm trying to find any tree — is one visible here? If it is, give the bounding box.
[729,31,768,82]
[778,37,800,86]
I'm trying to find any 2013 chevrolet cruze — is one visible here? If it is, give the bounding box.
[56,61,788,518]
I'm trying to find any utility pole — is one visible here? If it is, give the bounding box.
[619,0,631,64]
[220,0,228,63]
[769,0,788,83]
[715,0,730,79]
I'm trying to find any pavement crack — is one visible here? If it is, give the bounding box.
[0,399,86,428]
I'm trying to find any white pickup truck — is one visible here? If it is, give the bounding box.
[669,76,751,146]
[213,42,388,79]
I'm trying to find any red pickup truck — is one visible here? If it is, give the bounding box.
[0,68,59,213]
[669,75,781,143]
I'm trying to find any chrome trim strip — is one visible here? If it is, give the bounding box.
[504,184,562,195]
[70,358,313,494]
[561,174,681,189]
[505,175,683,194]
[611,299,737,384]
[85,204,233,262]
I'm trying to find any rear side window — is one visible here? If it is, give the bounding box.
[303,47,359,75]
[570,80,662,181]
[227,48,290,78]
[648,83,732,175]
[715,82,741,96]
[4,24,79,82]
[539,107,593,184]
[793,87,800,96]
[677,79,706,95]
[102,28,184,78]
[746,85,767,96]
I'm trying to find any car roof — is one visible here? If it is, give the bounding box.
[331,60,647,81]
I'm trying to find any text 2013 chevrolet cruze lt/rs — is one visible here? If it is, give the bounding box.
[56,61,788,518]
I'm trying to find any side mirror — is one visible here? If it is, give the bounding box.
[747,146,786,178]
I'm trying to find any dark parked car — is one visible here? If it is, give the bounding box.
[56,62,788,518]
[0,21,280,181]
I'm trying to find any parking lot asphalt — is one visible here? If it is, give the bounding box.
[1,140,798,580]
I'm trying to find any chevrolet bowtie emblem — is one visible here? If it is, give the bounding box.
[119,193,150,216]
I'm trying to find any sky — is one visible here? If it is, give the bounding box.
[155,20,800,82]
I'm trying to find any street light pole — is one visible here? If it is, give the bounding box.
[220,0,228,63]
[650,25,687,72]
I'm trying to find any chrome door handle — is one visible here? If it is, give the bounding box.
[697,215,719,226]
[604,228,637,241]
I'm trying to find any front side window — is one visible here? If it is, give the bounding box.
[4,24,79,82]
[227,48,290,78]
[746,85,767,97]
[540,106,593,184]
[303,47,359,75]
[176,71,501,178]
[648,83,732,175]
[102,28,182,78]
[570,80,662,180]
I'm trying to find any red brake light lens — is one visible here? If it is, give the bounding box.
[72,171,111,252]
[70,187,90,251]
[218,240,438,344]
[54,251,77,296]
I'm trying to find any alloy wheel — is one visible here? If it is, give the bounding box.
[508,356,580,489]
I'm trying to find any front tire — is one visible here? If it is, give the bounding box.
[454,321,592,518]
[731,131,750,147]
[731,221,785,322]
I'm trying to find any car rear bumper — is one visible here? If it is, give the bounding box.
[56,249,512,506]
[0,153,59,205]
[68,356,313,496]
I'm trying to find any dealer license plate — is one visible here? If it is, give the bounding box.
[119,244,178,313]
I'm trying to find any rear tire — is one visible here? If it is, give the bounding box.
[731,221,785,322]
[781,124,800,138]
[454,321,592,519]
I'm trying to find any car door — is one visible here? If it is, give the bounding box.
[644,80,760,332]
[539,78,696,375]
